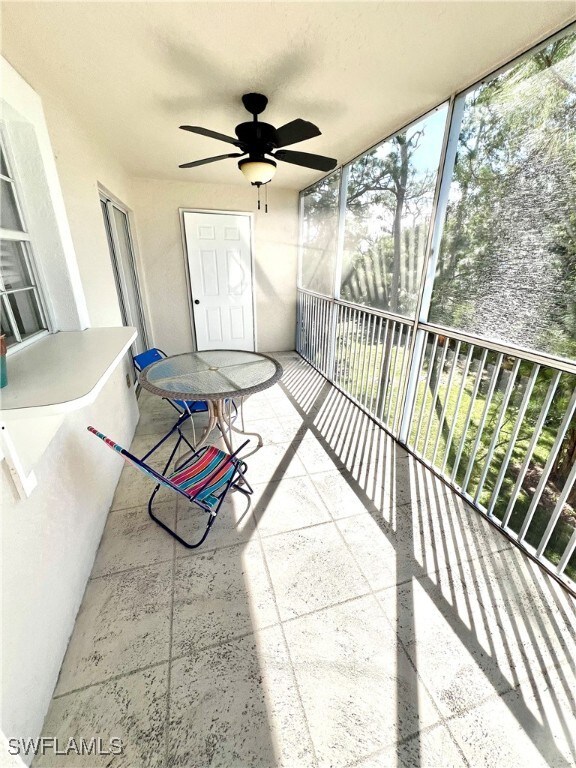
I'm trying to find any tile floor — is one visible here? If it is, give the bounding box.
[35,352,576,767]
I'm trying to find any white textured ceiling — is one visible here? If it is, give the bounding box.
[2,2,574,190]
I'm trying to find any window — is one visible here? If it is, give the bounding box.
[429,30,576,361]
[340,106,447,317]
[0,138,49,349]
[300,170,341,296]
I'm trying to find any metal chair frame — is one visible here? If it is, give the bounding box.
[88,425,253,548]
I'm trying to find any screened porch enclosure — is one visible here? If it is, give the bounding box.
[297,24,576,591]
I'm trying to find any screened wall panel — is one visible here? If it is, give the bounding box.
[300,170,341,296]
[340,107,447,317]
[297,23,576,590]
[429,31,576,361]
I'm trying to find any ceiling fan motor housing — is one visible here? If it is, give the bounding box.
[235,121,279,153]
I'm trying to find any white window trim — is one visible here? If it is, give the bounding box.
[0,55,90,332]
[0,131,53,351]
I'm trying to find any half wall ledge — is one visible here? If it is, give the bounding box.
[0,327,137,498]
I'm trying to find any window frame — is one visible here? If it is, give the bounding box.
[0,130,52,354]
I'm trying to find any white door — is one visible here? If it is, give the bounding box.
[183,211,255,351]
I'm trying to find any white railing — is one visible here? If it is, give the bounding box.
[297,288,576,589]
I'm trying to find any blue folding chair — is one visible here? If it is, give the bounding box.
[88,426,253,548]
[133,348,209,417]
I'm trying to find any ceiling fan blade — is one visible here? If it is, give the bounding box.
[179,125,241,146]
[274,149,337,172]
[275,119,321,148]
[179,152,244,169]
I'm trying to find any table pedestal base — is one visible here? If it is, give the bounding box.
[180,398,263,464]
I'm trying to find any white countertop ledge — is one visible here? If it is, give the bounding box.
[0,327,137,418]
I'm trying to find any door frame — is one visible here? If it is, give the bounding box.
[99,185,150,355]
[179,208,257,351]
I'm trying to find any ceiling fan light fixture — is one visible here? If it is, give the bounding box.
[238,157,277,185]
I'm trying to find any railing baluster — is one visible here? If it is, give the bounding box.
[393,326,412,436]
[360,312,373,409]
[369,316,384,417]
[486,363,540,517]
[327,300,337,379]
[350,309,361,398]
[340,307,350,390]
[501,370,561,529]
[537,459,576,559]
[306,296,312,362]
[356,310,368,401]
[381,321,398,427]
[415,334,438,453]
[386,323,402,428]
[315,296,320,366]
[432,340,460,466]
[323,299,331,374]
[474,357,521,505]
[357,311,370,407]
[375,318,390,423]
[451,348,488,484]
[320,298,327,373]
[441,344,473,474]
[518,386,576,542]
[461,353,504,495]
[365,312,379,412]
[556,527,576,577]
[422,338,450,459]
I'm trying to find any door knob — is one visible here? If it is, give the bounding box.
[194,299,200,305]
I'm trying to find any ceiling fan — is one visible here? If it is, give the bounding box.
[178,92,337,188]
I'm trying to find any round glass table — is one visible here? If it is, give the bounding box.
[139,350,283,455]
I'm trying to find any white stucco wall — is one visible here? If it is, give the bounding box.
[1,366,139,750]
[41,95,140,329]
[0,58,141,758]
[128,178,299,354]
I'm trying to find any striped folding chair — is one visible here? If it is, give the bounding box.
[88,426,253,548]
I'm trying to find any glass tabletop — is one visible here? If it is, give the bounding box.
[140,350,283,401]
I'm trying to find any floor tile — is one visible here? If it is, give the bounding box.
[336,514,400,591]
[239,397,278,421]
[261,522,370,620]
[284,595,441,768]
[34,665,168,767]
[172,539,277,657]
[55,562,172,695]
[349,724,466,768]
[336,488,513,591]
[375,570,519,719]
[175,486,257,552]
[92,503,175,578]
[465,546,576,681]
[110,435,181,511]
[295,434,347,474]
[168,627,315,768]
[310,469,376,519]
[447,667,576,768]
[252,475,332,537]
[243,442,307,483]
[240,416,298,445]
